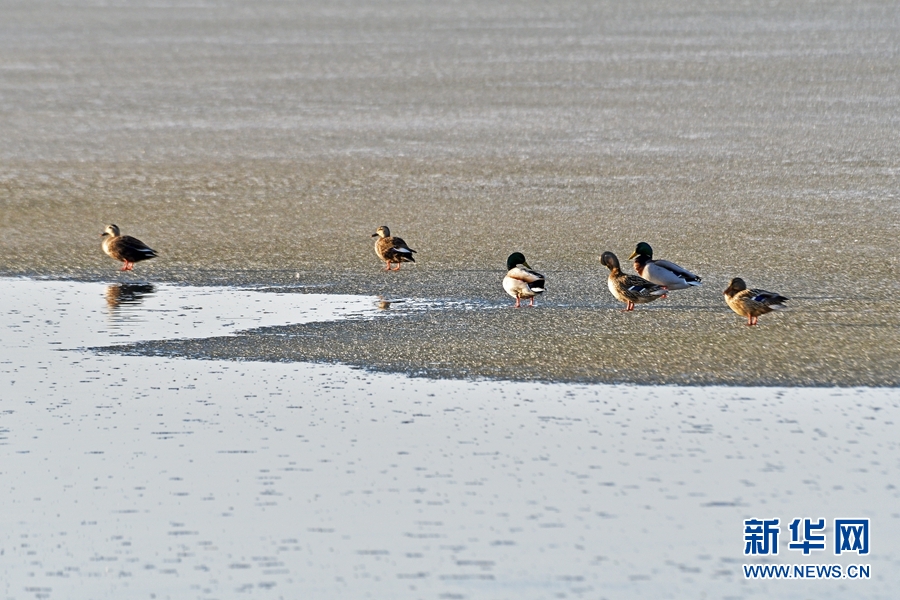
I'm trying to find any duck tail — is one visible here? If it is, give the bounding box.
[392,247,415,262]
[529,279,546,293]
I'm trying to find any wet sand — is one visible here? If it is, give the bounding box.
[3,159,899,386]
[111,298,897,387]
[1,279,898,599]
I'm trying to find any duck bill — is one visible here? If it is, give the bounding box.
[522,261,532,269]
[627,250,639,260]
[100,232,109,237]
[371,233,378,238]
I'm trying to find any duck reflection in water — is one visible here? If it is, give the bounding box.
[106,283,155,310]
[375,295,406,310]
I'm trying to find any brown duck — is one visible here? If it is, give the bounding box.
[723,277,788,326]
[372,226,416,270]
[101,224,158,271]
[600,251,667,311]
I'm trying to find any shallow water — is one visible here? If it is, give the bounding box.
[2,278,375,347]
[1,279,899,599]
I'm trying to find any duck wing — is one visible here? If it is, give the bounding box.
[506,266,544,284]
[110,235,158,262]
[730,288,788,317]
[506,267,545,292]
[621,273,666,298]
[377,236,416,262]
[387,236,416,261]
[646,260,701,286]
[390,236,416,253]
[748,288,789,307]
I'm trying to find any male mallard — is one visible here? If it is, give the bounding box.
[101,224,158,271]
[723,277,788,326]
[372,226,416,270]
[628,242,701,290]
[502,252,546,307]
[600,251,667,311]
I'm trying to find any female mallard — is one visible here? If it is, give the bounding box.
[724,277,788,326]
[600,251,667,311]
[101,224,157,271]
[502,252,545,307]
[372,226,417,270]
[628,242,701,290]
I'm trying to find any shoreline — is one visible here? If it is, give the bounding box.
[3,276,897,388]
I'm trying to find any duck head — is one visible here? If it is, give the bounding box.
[724,277,747,297]
[371,225,391,238]
[599,251,621,272]
[506,252,530,270]
[101,224,120,238]
[628,241,653,260]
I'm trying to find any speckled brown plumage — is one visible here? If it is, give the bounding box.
[600,251,667,311]
[372,225,416,270]
[724,277,788,326]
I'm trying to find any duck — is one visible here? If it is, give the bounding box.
[502,252,546,307]
[628,242,701,290]
[723,277,788,326]
[599,251,667,311]
[372,226,417,270]
[101,224,158,271]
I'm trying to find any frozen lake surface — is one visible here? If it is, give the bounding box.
[1,278,897,599]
